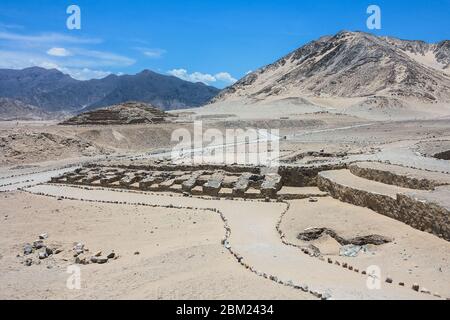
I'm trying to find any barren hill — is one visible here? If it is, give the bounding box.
[0,98,51,120]
[212,31,450,106]
[0,132,109,166]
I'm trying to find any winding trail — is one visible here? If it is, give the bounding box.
[24,184,435,300]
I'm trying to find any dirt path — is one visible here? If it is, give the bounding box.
[368,140,450,173]
[281,198,450,297]
[24,184,435,299]
[0,167,81,192]
[2,190,315,300]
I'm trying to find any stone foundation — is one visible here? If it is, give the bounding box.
[318,172,450,241]
[317,173,400,219]
[397,193,450,241]
[52,162,450,241]
[53,166,283,200]
[279,164,346,187]
[349,162,450,190]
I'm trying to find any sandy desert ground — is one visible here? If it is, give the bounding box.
[0,191,313,300]
[0,107,449,300]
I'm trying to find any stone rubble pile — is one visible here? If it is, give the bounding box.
[19,233,119,267]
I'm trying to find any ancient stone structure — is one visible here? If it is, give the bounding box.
[317,169,450,241]
[278,164,346,187]
[349,162,450,190]
[51,160,450,241]
[60,102,169,125]
[397,188,450,241]
[52,166,290,200]
[260,174,282,198]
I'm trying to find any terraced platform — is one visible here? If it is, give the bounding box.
[404,186,450,211]
[318,169,450,240]
[51,166,293,199]
[398,186,450,239]
[50,162,450,240]
[277,186,328,200]
[60,102,168,125]
[350,161,450,190]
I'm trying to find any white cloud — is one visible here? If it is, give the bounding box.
[167,69,237,85]
[0,31,101,44]
[168,69,215,84]
[0,50,47,69]
[72,48,135,66]
[0,30,130,80]
[0,44,134,72]
[47,47,72,57]
[34,61,108,80]
[59,67,112,80]
[215,72,237,83]
[0,22,24,30]
[0,50,113,80]
[135,47,166,58]
[38,61,60,69]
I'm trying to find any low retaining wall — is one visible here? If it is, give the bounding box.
[317,174,450,241]
[349,164,437,190]
[317,174,400,220]
[397,194,450,241]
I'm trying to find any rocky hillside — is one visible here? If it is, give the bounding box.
[212,31,450,104]
[0,132,109,166]
[0,98,51,120]
[60,101,171,125]
[0,67,219,112]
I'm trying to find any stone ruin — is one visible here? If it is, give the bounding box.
[50,160,450,242]
[51,165,288,200]
[59,101,170,126]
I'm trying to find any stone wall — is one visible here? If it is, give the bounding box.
[317,174,400,220]
[349,164,436,190]
[317,173,450,241]
[397,194,450,241]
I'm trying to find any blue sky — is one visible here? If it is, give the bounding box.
[0,0,449,88]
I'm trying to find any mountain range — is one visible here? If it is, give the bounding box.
[211,31,450,106]
[1,31,450,121]
[0,97,52,120]
[0,67,220,114]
